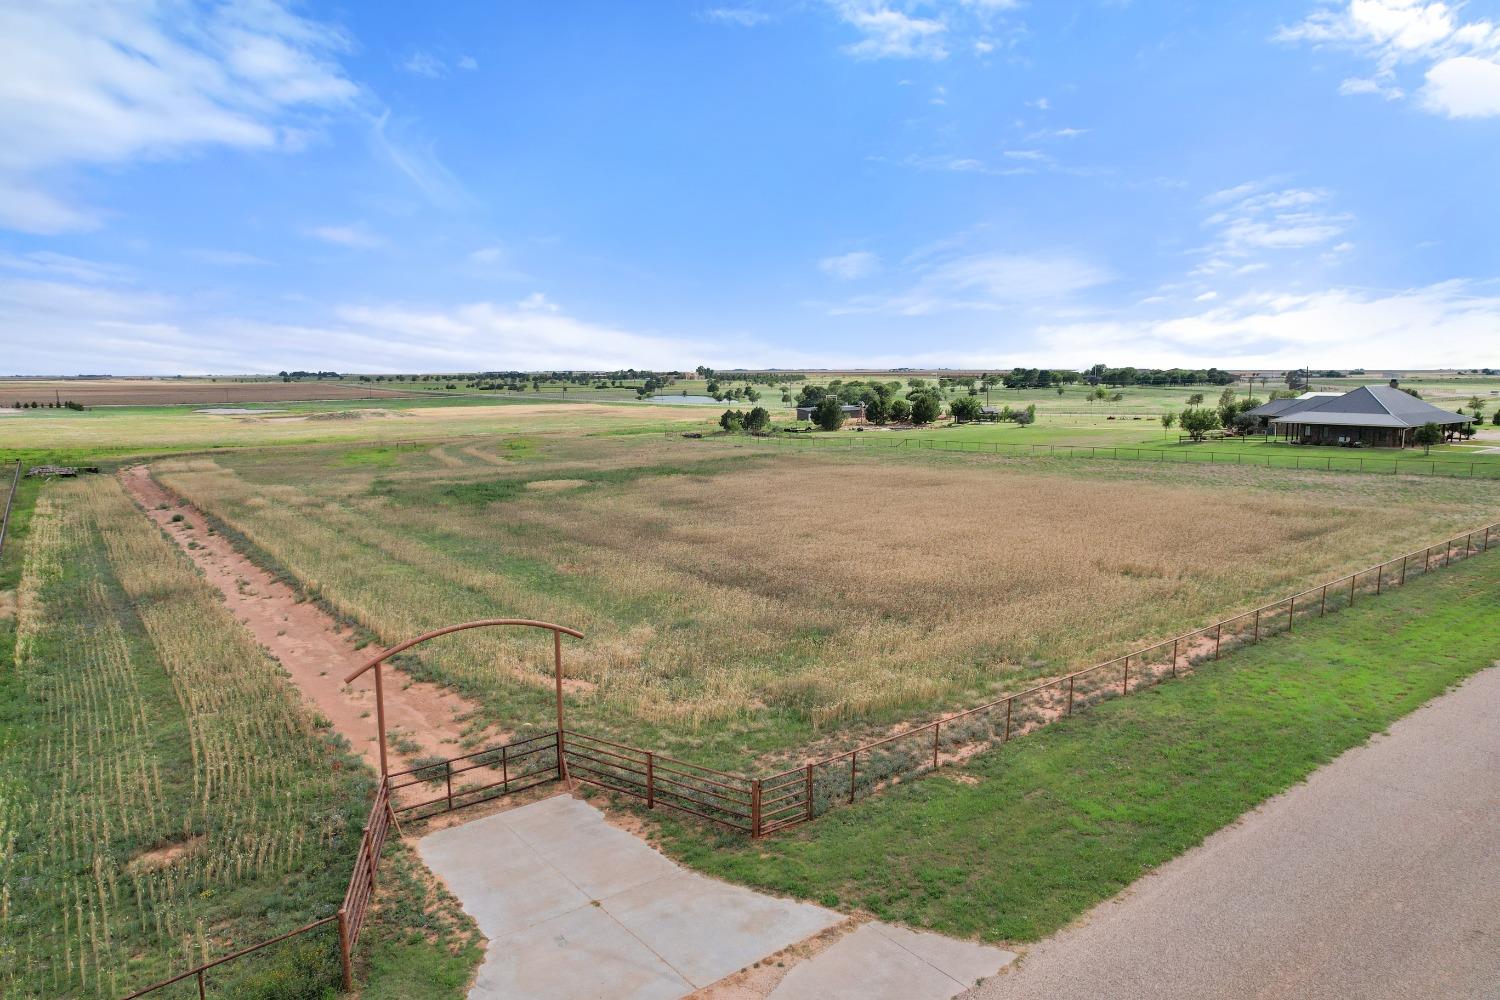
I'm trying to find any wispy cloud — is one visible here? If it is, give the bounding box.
[828,240,1114,316]
[1278,1,1500,118]
[1195,182,1352,274]
[0,0,357,234]
[834,2,949,60]
[701,7,771,27]
[368,112,473,211]
[819,251,881,280]
[399,50,479,77]
[305,224,387,249]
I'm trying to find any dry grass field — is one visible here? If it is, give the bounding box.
[153,434,1498,766]
[0,378,422,407]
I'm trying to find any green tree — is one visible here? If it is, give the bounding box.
[745,406,770,432]
[949,395,983,422]
[1014,404,1036,426]
[865,395,891,424]
[718,408,744,432]
[1187,392,1204,406]
[813,396,847,431]
[1160,411,1176,433]
[1413,422,1443,454]
[909,392,940,425]
[1179,407,1221,442]
[888,397,912,423]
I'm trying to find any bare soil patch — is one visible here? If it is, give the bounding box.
[0,378,421,406]
[119,465,496,777]
[524,478,589,491]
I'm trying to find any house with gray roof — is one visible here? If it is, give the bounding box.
[1250,385,1471,448]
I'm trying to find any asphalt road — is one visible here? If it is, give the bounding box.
[967,665,1500,1000]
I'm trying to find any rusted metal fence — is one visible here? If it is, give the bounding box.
[368,519,1500,840]
[0,459,20,563]
[389,730,562,821]
[735,431,1500,480]
[122,777,396,998]
[119,518,1498,994]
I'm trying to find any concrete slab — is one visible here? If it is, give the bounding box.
[769,922,1015,1000]
[473,904,691,1000]
[419,821,588,939]
[601,870,842,987]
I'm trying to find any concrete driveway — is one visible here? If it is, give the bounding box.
[419,794,1015,1000]
[966,665,1500,1000]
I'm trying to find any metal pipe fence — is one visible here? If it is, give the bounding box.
[722,430,1500,480]
[0,460,20,563]
[119,517,1497,994]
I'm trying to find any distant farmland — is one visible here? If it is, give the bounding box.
[0,378,424,407]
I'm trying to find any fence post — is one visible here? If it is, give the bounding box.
[1214,623,1222,659]
[805,764,814,822]
[197,970,206,1000]
[1253,609,1260,642]
[502,743,510,793]
[445,759,453,811]
[1067,675,1075,713]
[646,752,655,810]
[751,779,762,838]
[1400,555,1408,585]
[1122,656,1130,695]
[848,753,857,804]
[1425,546,1432,572]
[1288,597,1294,632]
[338,908,353,990]
[932,722,940,770]
[1004,698,1013,740]
[1320,585,1327,617]
[1171,639,1178,678]
[1349,574,1356,605]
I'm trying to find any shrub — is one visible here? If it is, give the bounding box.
[909,393,940,425]
[813,396,847,431]
[1178,407,1220,442]
[888,398,912,423]
[949,396,983,423]
[1413,422,1442,454]
[745,406,770,432]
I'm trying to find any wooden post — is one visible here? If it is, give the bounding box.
[502,743,510,792]
[932,722,940,770]
[751,779,763,838]
[1425,546,1432,572]
[444,759,453,811]
[1287,597,1294,632]
[1122,656,1130,695]
[1376,564,1383,595]
[1253,609,1260,642]
[197,970,206,1000]
[646,752,655,810]
[1320,585,1327,617]
[805,764,814,822]
[848,753,857,804]
[1400,555,1408,585]
[338,908,353,990]
[1004,698,1013,740]
[1214,623,1222,659]
[1171,638,1178,678]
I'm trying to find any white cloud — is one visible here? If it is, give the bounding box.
[457,55,479,71]
[401,50,447,77]
[1196,183,1352,273]
[306,224,386,249]
[1030,280,1500,370]
[835,2,948,60]
[1280,1,1500,117]
[1422,55,1500,116]
[819,251,881,280]
[701,7,771,27]
[830,247,1114,316]
[0,0,357,233]
[368,112,473,211]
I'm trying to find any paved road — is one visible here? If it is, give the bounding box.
[968,665,1500,1000]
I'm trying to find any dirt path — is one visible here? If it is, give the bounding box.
[120,465,496,776]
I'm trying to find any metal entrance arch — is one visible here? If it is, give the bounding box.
[343,618,585,778]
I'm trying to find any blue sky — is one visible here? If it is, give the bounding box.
[1,0,1498,375]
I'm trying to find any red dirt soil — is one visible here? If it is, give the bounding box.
[120,465,498,777]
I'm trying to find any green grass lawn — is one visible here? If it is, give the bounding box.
[653,543,1500,943]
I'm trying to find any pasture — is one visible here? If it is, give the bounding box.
[0,477,476,998]
[151,432,1498,768]
[0,378,424,408]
